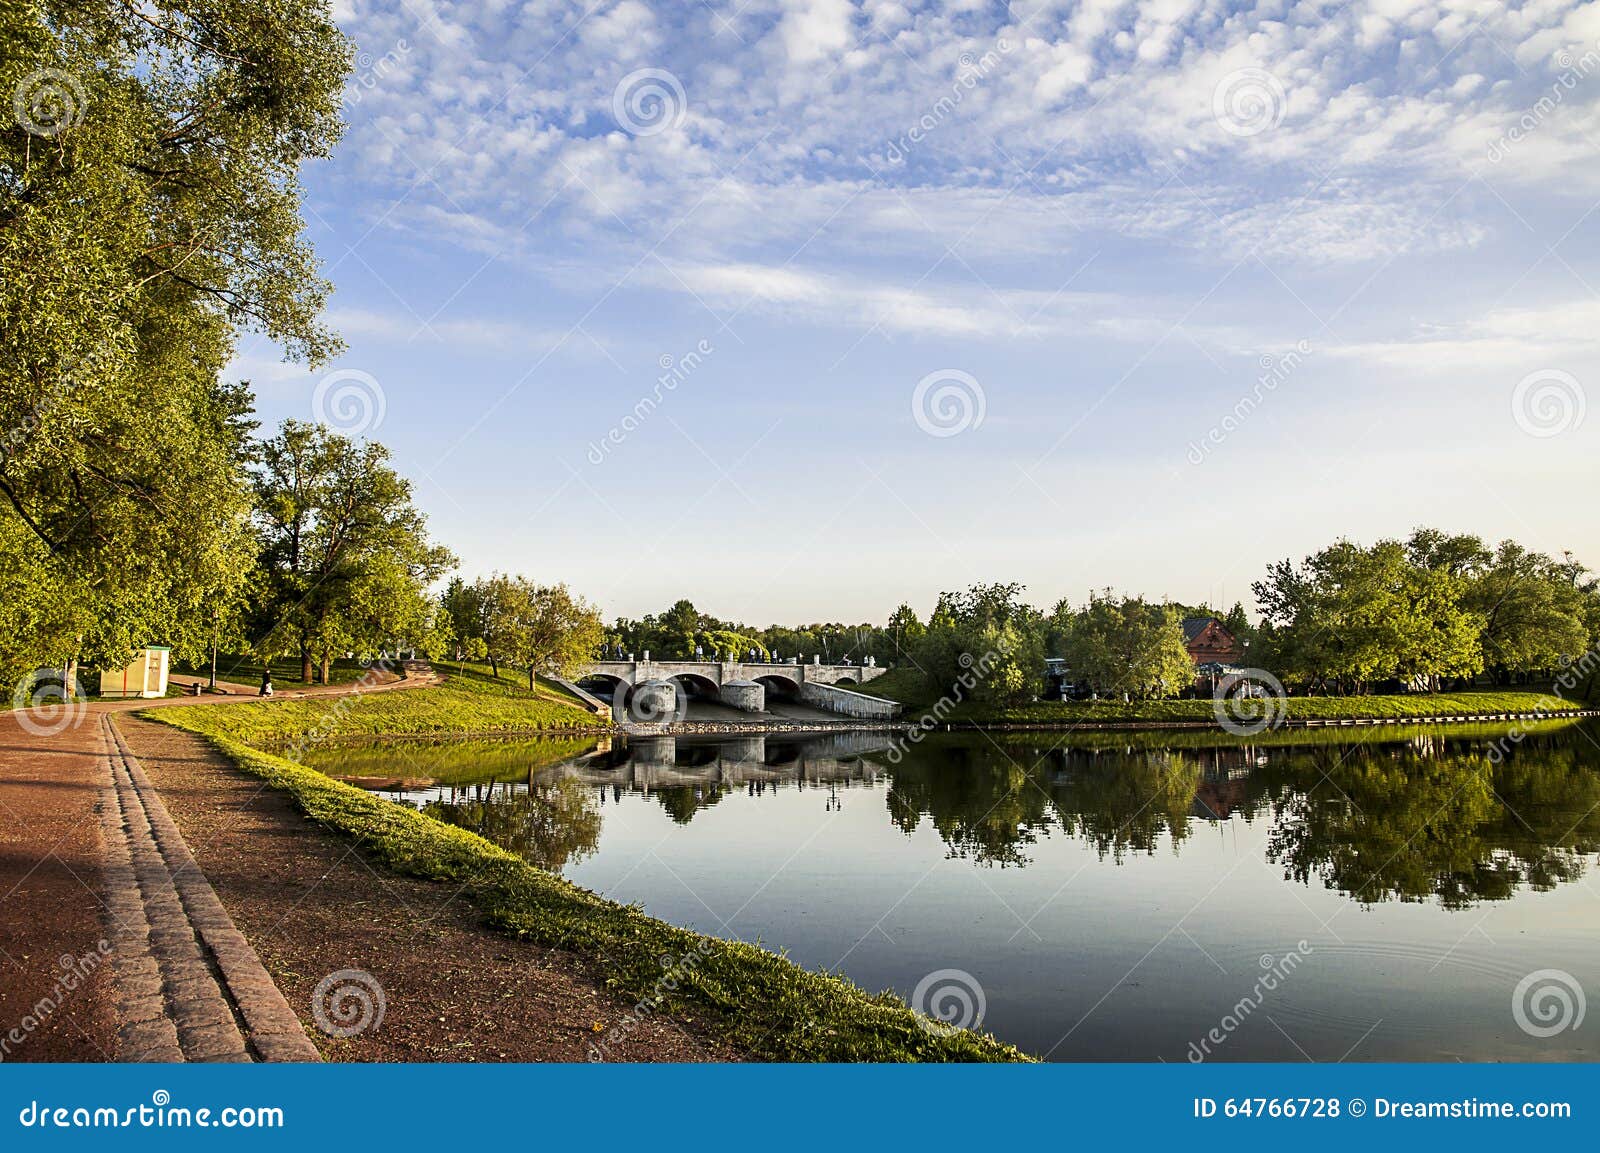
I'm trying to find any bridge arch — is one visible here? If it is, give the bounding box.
[577,672,631,697]
[668,672,721,699]
[754,673,802,698]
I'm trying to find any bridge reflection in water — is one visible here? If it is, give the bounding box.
[535,730,897,792]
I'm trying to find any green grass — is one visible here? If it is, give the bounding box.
[436,660,604,712]
[301,733,600,787]
[899,687,1589,727]
[856,666,937,706]
[144,713,1027,1062]
[153,668,607,748]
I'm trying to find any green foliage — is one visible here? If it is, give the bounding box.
[910,583,1043,705]
[1255,537,1484,692]
[1,0,348,684]
[146,715,1028,1062]
[1053,591,1194,698]
[251,421,454,681]
[446,574,604,688]
[1255,530,1597,694]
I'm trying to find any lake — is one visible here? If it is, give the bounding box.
[300,722,1600,1061]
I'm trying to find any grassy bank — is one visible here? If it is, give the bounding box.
[883,716,1593,758]
[155,665,607,747]
[145,709,1025,1062]
[879,681,1589,726]
[300,733,601,787]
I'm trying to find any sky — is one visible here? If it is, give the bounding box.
[231,0,1600,626]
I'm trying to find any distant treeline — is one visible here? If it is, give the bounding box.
[604,527,1600,704]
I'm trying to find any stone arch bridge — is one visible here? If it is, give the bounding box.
[575,659,897,720]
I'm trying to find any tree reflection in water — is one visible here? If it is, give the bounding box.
[880,725,1600,906]
[346,723,1600,909]
[423,777,602,872]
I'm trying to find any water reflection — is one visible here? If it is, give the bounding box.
[301,721,1600,1059]
[301,722,1600,908]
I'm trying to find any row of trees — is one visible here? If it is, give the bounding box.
[903,583,1228,704]
[604,600,929,667]
[641,527,1591,709]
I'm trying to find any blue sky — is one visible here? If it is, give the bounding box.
[232,0,1600,624]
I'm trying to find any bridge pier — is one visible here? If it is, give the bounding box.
[719,680,765,712]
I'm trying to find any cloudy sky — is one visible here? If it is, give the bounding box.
[234,0,1600,624]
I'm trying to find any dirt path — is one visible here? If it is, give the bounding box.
[0,707,118,1061]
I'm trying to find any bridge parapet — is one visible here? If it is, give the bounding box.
[580,659,885,688]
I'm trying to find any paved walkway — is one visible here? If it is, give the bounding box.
[0,667,431,1062]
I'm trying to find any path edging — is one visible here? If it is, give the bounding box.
[103,716,321,1062]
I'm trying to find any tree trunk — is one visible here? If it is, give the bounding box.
[300,645,313,683]
[489,655,498,679]
[528,667,536,692]
[320,657,332,685]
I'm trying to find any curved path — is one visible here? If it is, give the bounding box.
[0,665,428,1062]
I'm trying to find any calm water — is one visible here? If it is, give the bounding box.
[302,723,1600,1061]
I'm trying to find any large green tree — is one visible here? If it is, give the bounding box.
[910,583,1044,705]
[1055,592,1195,699]
[0,0,348,685]
[252,422,454,682]
[1255,537,1485,693]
